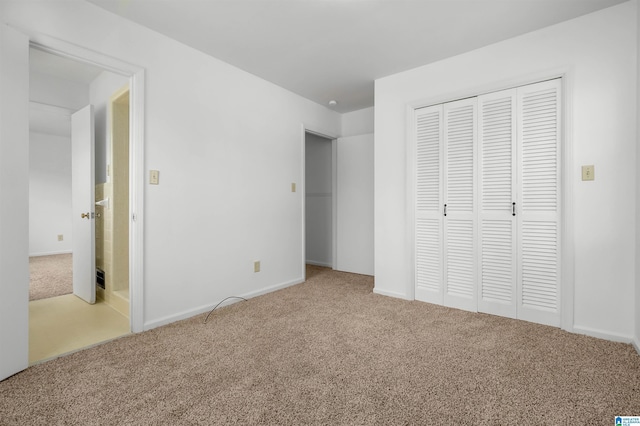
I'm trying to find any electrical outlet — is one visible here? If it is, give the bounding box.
[254,261,261,273]
[57,234,64,241]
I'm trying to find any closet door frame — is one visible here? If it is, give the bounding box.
[408,70,574,332]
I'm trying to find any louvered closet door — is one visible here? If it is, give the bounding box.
[415,105,443,304]
[516,79,561,327]
[443,98,477,312]
[477,89,518,318]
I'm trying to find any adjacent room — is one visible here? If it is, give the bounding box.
[0,0,639,423]
[27,47,132,363]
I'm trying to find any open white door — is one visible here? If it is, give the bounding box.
[0,25,30,381]
[71,105,96,304]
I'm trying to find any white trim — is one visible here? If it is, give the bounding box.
[29,101,73,116]
[405,105,417,301]
[129,69,145,333]
[632,338,640,356]
[29,250,72,257]
[20,27,137,78]
[14,27,146,334]
[332,138,338,270]
[373,287,412,300]
[572,325,633,344]
[304,127,338,141]
[559,68,575,334]
[406,68,571,111]
[306,260,332,268]
[300,125,306,280]
[144,277,304,330]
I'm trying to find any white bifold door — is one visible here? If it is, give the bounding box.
[415,79,561,327]
[415,97,478,312]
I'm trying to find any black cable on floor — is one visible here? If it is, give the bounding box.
[203,296,247,323]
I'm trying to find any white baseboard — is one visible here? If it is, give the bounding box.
[633,337,640,355]
[29,250,72,257]
[143,277,305,331]
[306,260,332,268]
[572,325,633,344]
[373,287,412,300]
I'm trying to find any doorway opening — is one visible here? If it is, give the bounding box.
[304,131,336,274]
[28,47,133,364]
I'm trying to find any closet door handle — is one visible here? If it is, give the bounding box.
[444,204,447,217]
[512,202,516,216]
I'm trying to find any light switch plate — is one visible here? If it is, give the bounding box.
[254,261,261,273]
[291,182,296,192]
[582,165,595,181]
[150,170,160,185]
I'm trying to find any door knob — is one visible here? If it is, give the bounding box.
[81,212,91,219]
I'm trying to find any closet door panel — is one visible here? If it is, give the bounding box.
[443,98,477,312]
[415,106,443,303]
[445,219,475,297]
[478,89,517,318]
[413,79,562,328]
[517,79,561,327]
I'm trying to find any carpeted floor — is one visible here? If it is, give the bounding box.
[29,254,73,301]
[2,265,639,424]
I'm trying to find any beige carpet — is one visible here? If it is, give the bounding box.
[2,265,639,424]
[29,254,73,301]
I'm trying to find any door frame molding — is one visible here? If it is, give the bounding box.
[16,26,146,333]
[406,68,574,333]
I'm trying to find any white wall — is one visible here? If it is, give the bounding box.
[336,133,374,275]
[29,131,72,256]
[635,0,640,351]
[305,133,333,267]
[0,0,341,329]
[375,1,638,341]
[90,70,129,184]
[341,106,374,137]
